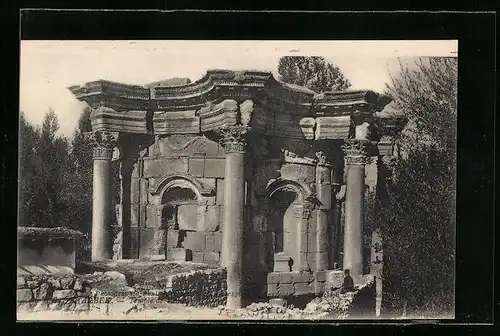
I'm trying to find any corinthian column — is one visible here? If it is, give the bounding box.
[90,131,118,261]
[341,139,370,280]
[218,125,249,309]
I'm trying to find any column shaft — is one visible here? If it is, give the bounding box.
[343,163,365,279]
[222,152,245,308]
[92,158,112,261]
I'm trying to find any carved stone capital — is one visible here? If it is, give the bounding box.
[217,125,250,153]
[315,151,329,166]
[341,139,371,166]
[89,131,119,160]
[294,202,314,219]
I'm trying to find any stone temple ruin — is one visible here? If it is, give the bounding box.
[68,70,406,309]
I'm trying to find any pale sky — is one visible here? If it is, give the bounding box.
[20,40,458,137]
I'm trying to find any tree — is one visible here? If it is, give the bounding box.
[379,57,457,317]
[277,56,351,93]
[18,112,41,226]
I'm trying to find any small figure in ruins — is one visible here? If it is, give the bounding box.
[340,269,355,293]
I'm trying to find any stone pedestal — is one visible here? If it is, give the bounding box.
[218,125,249,309]
[341,139,370,279]
[90,131,118,261]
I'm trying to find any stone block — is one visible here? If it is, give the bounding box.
[216,179,225,205]
[17,289,33,302]
[184,232,206,251]
[139,229,156,257]
[298,234,308,253]
[53,289,76,300]
[143,157,189,178]
[326,270,344,289]
[203,158,225,178]
[17,277,26,289]
[274,252,292,262]
[293,282,314,296]
[316,184,332,210]
[33,283,52,300]
[26,280,39,289]
[189,157,205,177]
[177,205,199,231]
[269,298,287,307]
[307,234,317,253]
[145,204,159,228]
[278,284,294,296]
[47,278,61,289]
[267,283,279,296]
[273,260,291,272]
[267,272,281,284]
[192,251,204,263]
[131,204,140,227]
[315,270,327,282]
[292,272,314,284]
[198,206,220,231]
[167,230,180,248]
[203,251,220,264]
[280,272,293,284]
[213,232,222,252]
[205,234,216,251]
[60,277,75,289]
[169,248,191,261]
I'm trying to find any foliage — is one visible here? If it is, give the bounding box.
[277,56,351,93]
[379,57,457,316]
[18,226,83,239]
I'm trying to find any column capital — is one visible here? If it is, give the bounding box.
[294,202,314,219]
[217,125,250,153]
[89,131,119,160]
[315,151,331,167]
[342,139,371,166]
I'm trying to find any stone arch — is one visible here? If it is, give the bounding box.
[265,179,313,272]
[150,173,214,204]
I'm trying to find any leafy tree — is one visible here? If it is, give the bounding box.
[18,112,41,226]
[379,57,457,317]
[277,56,351,93]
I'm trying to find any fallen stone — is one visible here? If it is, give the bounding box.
[17,276,26,289]
[17,289,33,302]
[269,298,287,307]
[33,282,52,300]
[47,277,61,289]
[104,271,127,285]
[26,280,39,289]
[49,301,62,310]
[53,289,76,299]
[60,276,75,289]
[73,279,83,291]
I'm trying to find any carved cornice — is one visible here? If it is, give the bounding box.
[88,130,119,160]
[282,149,317,165]
[217,125,250,153]
[341,139,371,166]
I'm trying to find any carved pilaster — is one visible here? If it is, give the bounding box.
[294,202,314,220]
[341,139,371,166]
[89,131,119,160]
[217,125,250,153]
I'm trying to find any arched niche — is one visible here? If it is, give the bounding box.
[265,179,313,272]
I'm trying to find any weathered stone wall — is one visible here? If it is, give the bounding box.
[266,271,327,297]
[159,268,227,307]
[16,274,92,313]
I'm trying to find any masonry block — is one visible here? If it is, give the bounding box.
[293,282,314,296]
[326,270,344,289]
[216,179,225,205]
[267,272,281,284]
[177,205,199,231]
[197,206,220,232]
[315,270,327,282]
[143,157,189,178]
[278,283,294,296]
[280,272,293,284]
[184,232,206,251]
[267,283,279,297]
[188,157,205,177]
[274,261,291,272]
[192,251,204,263]
[269,298,287,307]
[213,232,222,252]
[131,204,140,227]
[204,158,225,178]
[203,251,220,264]
[169,248,192,261]
[130,178,140,204]
[205,234,216,251]
[166,230,180,249]
[307,234,317,253]
[292,272,314,284]
[314,280,326,294]
[145,205,159,228]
